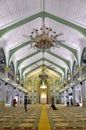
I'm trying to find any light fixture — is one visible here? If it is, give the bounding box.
[39,52,48,89]
[39,67,48,89]
[29,19,64,51]
[39,73,48,80]
[24,0,64,51]
[39,73,48,89]
[40,81,47,89]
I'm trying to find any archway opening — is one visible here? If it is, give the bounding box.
[40,92,47,104]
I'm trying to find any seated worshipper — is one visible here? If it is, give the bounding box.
[75,102,80,107]
[49,103,58,111]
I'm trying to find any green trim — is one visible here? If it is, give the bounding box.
[3,11,85,65]
[81,47,86,65]
[44,11,86,36]
[44,58,65,72]
[1,11,85,83]
[16,50,68,73]
[56,42,78,62]
[17,51,40,69]
[0,11,85,37]
[9,39,78,71]
[47,51,70,68]
[0,12,43,37]
[22,58,65,74]
[25,67,62,80]
[9,41,32,59]
[22,59,42,73]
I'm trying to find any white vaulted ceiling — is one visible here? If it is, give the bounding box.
[0,0,86,89]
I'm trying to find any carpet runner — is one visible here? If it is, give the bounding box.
[38,105,51,130]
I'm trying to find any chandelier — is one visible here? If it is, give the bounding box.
[23,0,64,51]
[39,73,48,89]
[39,73,48,80]
[29,19,63,51]
[39,65,48,89]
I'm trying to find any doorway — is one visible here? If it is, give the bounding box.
[40,92,47,104]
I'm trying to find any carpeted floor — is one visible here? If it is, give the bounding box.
[0,104,42,130]
[0,104,86,130]
[46,104,86,130]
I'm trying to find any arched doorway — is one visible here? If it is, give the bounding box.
[40,92,47,104]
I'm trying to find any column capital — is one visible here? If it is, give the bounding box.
[77,66,83,72]
[14,75,18,79]
[4,67,10,72]
[70,74,74,78]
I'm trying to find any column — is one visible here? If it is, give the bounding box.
[81,80,86,107]
[72,86,76,106]
[60,92,64,104]
[0,80,6,107]
[4,67,10,84]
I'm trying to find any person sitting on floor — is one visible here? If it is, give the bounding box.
[75,102,80,107]
[49,103,58,111]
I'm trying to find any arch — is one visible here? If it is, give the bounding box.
[81,47,86,66]
[27,80,32,90]
[0,48,6,66]
[9,61,15,75]
[72,61,78,75]
[55,80,59,90]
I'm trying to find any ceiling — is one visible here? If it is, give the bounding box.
[0,0,86,89]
